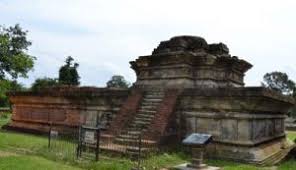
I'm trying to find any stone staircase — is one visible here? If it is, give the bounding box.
[114,90,165,155]
[256,143,296,166]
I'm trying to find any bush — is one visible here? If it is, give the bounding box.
[31,77,59,91]
[0,79,26,107]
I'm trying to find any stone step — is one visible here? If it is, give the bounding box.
[141,97,162,104]
[129,123,149,129]
[126,126,147,132]
[140,101,160,107]
[145,90,164,94]
[118,134,139,140]
[138,107,157,112]
[134,117,153,122]
[138,104,159,111]
[115,138,157,147]
[138,105,158,110]
[126,143,157,150]
[145,91,164,95]
[136,113,155,119]
[262,149,290,165]
[139,106,158,111]
[257,144,295,166]
[144,96,163,100]
[126,131,141,135]
[144,94,164,99]
[142,98,163,103]
[138,109,156,114]
[133,120,151,125]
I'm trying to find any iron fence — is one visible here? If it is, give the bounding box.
[47,124,79,162]
[47,124,185,170]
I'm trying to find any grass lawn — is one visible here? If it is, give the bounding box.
[0,115,296,170]
[0,113,10,127]
[0,152,81,170]
[287,131,296,141]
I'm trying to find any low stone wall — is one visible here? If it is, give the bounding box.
[176,87,294,163]
[5,86,129,133]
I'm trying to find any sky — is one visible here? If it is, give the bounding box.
[1,0,296,87]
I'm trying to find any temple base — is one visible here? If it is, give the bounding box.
[206,138,295,165]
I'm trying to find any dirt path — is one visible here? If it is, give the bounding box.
[0,150,17,157]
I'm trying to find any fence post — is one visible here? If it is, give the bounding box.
[95,128,100,161]
[48,123,52,148]
[76,125,81,159]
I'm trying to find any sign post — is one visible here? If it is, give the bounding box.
[77,124,106,161]
[174,133,221,170]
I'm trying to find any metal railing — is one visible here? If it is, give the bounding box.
[47,123,184,170]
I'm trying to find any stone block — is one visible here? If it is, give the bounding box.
[252,120,266,140]
[221,119,237,141]
[238,120,251,141]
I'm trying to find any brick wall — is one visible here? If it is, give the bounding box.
[5,87,129,133]
[144,89,180,141]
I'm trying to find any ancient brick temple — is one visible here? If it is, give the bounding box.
[6,36,295,164]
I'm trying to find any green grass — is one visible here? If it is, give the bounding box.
[0,154,81,170]
[0,130,48,151]
[1,115,296,170]
[287,131,296,141]
[278,159,296,170]
[142,152,188,169]
[0,113,10,127]
[207,159,262,170]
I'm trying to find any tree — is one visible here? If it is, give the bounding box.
[0,24,35,80]
[262,71,295,95]
[106,75,130,88]
[58,56,80,85]
[0,79,25,107]
[31,77,59,91]
[262,71,296,118]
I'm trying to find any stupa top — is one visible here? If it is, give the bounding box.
[130,35,253,88]
[152,35,229,56]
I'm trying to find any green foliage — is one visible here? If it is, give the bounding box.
[0,112,10,127]
[287,131,296,141]
[262,71,295,95]
[58,56,80,86]
[262,72,296,117]
[0,111,10,119]
[31,77,59,91]
[278,159,296,170]
[106,75,130,88]
[288,106,296,118]
[0,24,35,80]
[206,159,262,170]
[0,79,25,107]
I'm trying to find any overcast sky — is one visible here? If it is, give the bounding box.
[1,0,296,87]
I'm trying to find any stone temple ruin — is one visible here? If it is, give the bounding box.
[6,36,295,164]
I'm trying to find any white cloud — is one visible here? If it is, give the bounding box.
[1,0,296,87]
